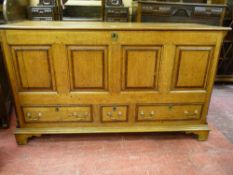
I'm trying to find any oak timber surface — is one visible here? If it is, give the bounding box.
[0,21,229,144]
[0,21,231,31]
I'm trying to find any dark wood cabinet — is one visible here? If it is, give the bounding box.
[136,1,226,26]
[0,46,12,128]
[104,6,129,22]
[216,3,233,82]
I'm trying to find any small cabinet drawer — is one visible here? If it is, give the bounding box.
[101,106,128,122]
[137,104,203,121]
[193,7,223,17]
[142,5,172,16]
[23,106,92,122]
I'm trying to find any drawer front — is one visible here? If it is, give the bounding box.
[23,106,92,122]
[193,7,223,17]
[106,8,128,15]
[142,5,172,16]
[137,104,202,121]
[101,106,128,122]
[105,17,128,22]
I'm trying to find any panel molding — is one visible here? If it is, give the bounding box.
[121,46,161,91]
[100,105,129,123]
[11,45,56,92]
[135,103,204,122]
[171,46,214,90]
[67,46,108,91]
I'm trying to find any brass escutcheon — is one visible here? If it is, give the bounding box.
[111,32,118,41]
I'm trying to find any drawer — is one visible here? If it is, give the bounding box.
[23,106,92,122]
[193,7,223,17]
[101,106,128,122]
[137,104,203,121]
[142,5,172,16]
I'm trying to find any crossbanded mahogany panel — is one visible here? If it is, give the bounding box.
[122,46,161,90]
[172,46,213,90]
[11,46,55,91]
[68,46,108,91]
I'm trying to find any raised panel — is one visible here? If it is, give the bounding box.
[172,46,213,90]
[68,46,108,91]
[11,46,55,91]
[122,46,161,90]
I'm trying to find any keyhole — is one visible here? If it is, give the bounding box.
[113,106,117,111]
[55,107,59,112]
[168,105,173,111]
[111,32,118,41]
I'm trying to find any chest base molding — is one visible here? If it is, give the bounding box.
[15,124,209,145]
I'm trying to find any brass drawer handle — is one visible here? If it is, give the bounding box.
[118,111,122,116]
[26,112,41,121]
[69,112,89,119]
[150,111,155,116]
[107,112,113,117]
[72,112,78,117]
[140,111,144,116]
[33,117,40,121]
[194,110,198,114]
[184,110,199,117]
[83,112,89,117]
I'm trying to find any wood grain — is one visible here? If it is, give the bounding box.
[0,22,228,144]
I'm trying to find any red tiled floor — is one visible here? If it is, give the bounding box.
[0,86,233,175]
[209,85,233,142]
[0,123,232,175]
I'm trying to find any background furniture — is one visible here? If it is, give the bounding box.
[62,0,103,21]
[0,21,229,144]
[136,0,226,25]
[104,6,129,22]
[0,46,12,128]
[104,0,129,22]
[1,0,28,22]
[216,1,233,82]
[0,0,23,128]
[28,0,63,21]
[28,5,61,21]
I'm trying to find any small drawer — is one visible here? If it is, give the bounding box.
[23,106,92,122]
[101,106,128,122]
[142,5,172,16]
[137,104,203,121]
[193,7,223,17]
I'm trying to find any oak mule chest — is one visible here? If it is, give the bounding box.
[0,21,229,144]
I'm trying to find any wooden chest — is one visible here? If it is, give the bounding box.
[0,21,229,144]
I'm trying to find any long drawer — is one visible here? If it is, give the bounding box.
[136,104,203,121]
[22,106,92,122]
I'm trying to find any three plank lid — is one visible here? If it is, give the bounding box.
[0,21,231,31]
